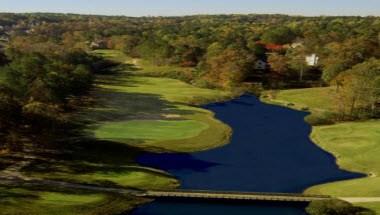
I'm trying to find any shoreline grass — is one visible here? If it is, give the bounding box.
[262,87,338,125]
[305,120,380,197]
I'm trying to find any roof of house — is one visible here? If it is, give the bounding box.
[256,41,285,51]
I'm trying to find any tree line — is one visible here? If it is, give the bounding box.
[0,43,109,150]
[2,14,379,85]
[0,13,379,148]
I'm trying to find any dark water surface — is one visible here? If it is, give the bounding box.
[131,95,361,215]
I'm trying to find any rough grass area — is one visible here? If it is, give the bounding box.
[0,186,146,215]
[305,121,380,197]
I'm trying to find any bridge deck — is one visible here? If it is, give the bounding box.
[139,190,330,203]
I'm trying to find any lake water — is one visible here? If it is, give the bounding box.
[131,95,361,215]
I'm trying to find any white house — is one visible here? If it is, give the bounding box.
[306,54,319,66]
[254,60,267,70]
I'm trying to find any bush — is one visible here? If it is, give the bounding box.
[305,112,336,126]
[306,199,375,215]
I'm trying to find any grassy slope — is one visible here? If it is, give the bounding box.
[263,87,337,123]
[0,50,233,215]
[265,87,336,112]
[305,121,380,197]
[263,87,380,213]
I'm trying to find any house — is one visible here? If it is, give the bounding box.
[306,54,319,66]
[254,60,267,70]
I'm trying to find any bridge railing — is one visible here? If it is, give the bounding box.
[144,189,331,198]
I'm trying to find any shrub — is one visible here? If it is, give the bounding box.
[306,199,375,215]
[305,112,336,126]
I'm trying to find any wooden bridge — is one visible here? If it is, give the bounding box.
[137,190,331,203]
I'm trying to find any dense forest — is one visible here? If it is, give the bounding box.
[0,13,379,149]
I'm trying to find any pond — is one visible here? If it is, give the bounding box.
[131,95,361,215]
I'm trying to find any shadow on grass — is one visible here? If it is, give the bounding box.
[18,138,174,188]
[0,62,196,191]
[79,72,199,134]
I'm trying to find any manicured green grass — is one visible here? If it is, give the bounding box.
[92,75,232,152]
[263,87,336,112]
[95,120,208,141]
[263,87,337,124]
[99,76,231,105]
[305,120,380,197]
[144,105,232,152]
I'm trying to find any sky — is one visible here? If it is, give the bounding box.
[0,0,379,17]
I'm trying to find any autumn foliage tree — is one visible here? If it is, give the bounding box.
[268,53,289,75]
[321,37,380,82]
[0,46,100,149]
[202,44,255,89]
[333,59,380,119]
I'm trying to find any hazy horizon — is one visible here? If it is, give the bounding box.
[0,0,379,17]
